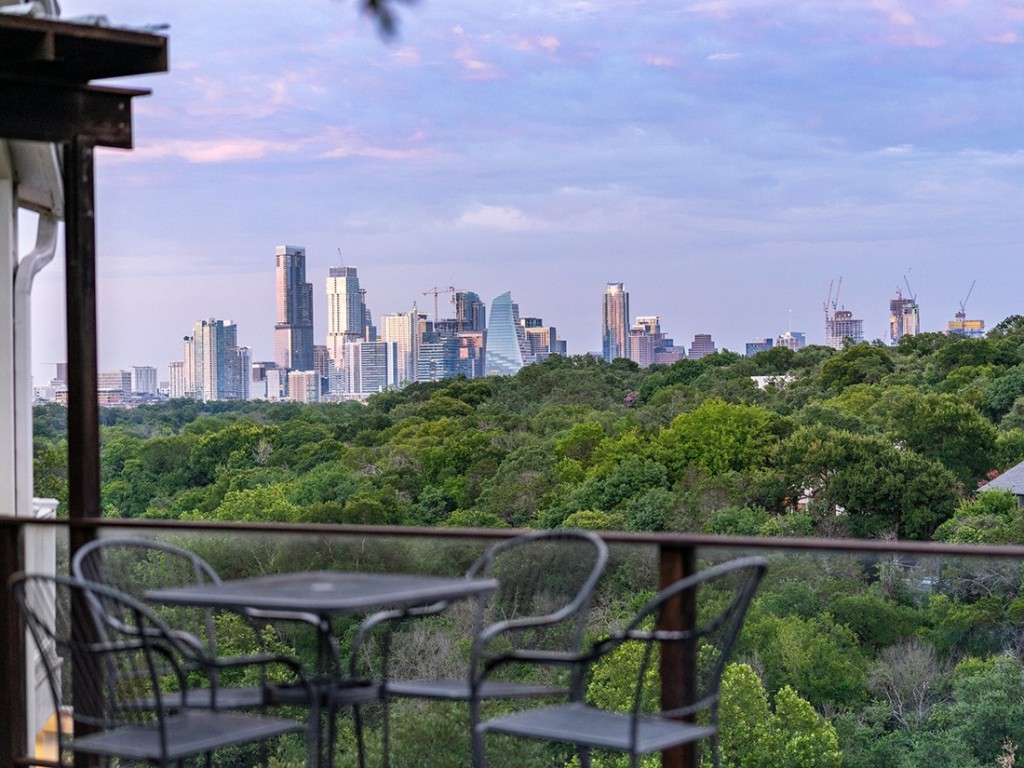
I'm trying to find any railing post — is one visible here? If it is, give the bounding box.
[64,134,102,768]
[0,521,27,765]
[659,542,697,768]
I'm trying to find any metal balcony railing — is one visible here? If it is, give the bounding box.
[4,515,1024,768]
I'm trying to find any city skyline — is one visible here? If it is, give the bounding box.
[24,0,1024,382]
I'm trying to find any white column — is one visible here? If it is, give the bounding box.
[0,142,17,518]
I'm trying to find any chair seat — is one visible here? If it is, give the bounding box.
[271,679,382,707]
[72,710,304,762]
[386,678,567,701]
[478,702,716,754]
[131,685,268,711]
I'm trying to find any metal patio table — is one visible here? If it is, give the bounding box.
[147,570,499,767]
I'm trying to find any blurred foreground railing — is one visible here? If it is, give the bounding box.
[5,516,1024,768]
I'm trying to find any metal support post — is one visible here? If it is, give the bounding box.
[659,542,697,768]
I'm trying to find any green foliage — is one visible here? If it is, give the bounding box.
[719,664,842,768]
[744,613,867,710]
[933,489,1023,544]
[775,425,958,539]
[819,344,895,391]
[655,399,785,478]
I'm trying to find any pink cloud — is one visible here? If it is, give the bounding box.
[128,138,299,163]
[986,32,1019,44]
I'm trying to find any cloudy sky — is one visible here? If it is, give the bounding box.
[26,0,1024,382]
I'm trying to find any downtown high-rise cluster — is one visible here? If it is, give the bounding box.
[169,245,567,403]
[600,282,712,365]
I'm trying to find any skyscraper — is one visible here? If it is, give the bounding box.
[486,291,528,376]
[379,309,419,386]
[455,291,486,332]
[184,318,250,402]
[825,310,864,349]
[326,265,367,367]
[688,333,717,360]
[130,366,158,395]
[629,316,679,368]
[341,340,398,396]
[274,245,314,371]
[602,282,630,362]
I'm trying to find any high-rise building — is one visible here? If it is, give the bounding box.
[688,333,717,360]
[455,291,486,332]
[825,309,864,349]
[455,331,486,378]
[628,316,681,368]
[287,370,321,403]
[486,291,529,376]
[520,316,561,364]
[889,286,920,345]
[313,344,331,382]
[274,245,314,371]
[775,330,806,351]
[98,370,131,392]
[326,265,367,367]
[168,362,186,399]
[379,309,419,386]
[340,340,398,396]
[130,366,158,395]
[948,316,985,338]
[602,282,630,362]
[745,338,774,357]
[182,318,250,402]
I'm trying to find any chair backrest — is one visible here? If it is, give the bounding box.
[72,537,223,656]
[602,556,767,721]
[467,529,608,671]
[10,572,192,766]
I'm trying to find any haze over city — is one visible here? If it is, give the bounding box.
[24,0,1024,383]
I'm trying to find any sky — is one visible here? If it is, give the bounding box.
[24,0,1024,383]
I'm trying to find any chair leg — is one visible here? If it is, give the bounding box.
[327,702,339,768]
[577,746,591,768]
[470,725,487,768]
[352,703,367,768]
[380,695,392,768]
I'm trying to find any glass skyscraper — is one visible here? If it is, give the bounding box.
[602,282,630,362]
[485,291,528,376]
[274,245,314,371]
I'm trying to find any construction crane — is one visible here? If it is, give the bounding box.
[421,285,456,323]
[903,269,916,302]
[954,280,976,331]
[823,276,843,322]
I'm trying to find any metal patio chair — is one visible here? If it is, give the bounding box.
[474,556,768,768]
[73,536,326,710]
[72,536,379,768]
[357,529,609,768]
[10,572,313,767]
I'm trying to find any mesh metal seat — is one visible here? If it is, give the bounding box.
[10,572,312,767]
[358,529,608,768]
[475,556,767,768]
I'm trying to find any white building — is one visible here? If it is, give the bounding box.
[130,365,158,395]
[379,309,418,386]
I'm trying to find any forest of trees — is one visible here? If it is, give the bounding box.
[33,316,1024,767]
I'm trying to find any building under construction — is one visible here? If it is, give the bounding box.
[948,281,985,338]
[824,278,865,349]
[889,285,920,345]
